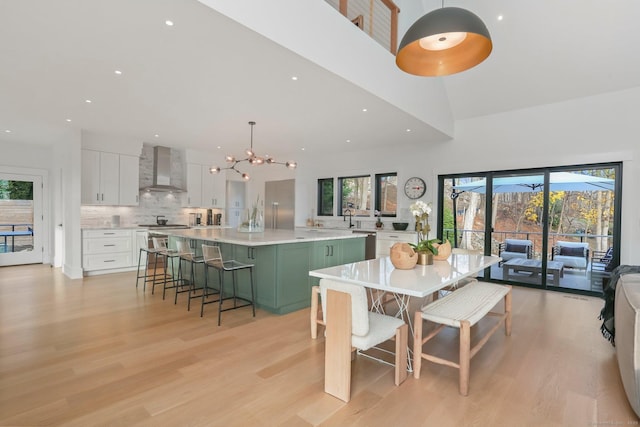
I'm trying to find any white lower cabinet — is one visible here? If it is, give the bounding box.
[376,230,418,257]
[82,229,136,274]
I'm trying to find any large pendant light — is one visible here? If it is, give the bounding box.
[396,7,492,77]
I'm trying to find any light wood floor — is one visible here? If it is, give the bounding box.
[0,264,637,426]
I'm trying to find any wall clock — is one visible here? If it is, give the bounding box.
[404,177,426,199]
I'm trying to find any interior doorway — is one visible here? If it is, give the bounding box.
[0,171,44,266]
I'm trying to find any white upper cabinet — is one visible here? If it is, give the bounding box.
[182,163,203,207]
[183,163,225,208]
[81,149,140,206]
[202,167,225,208]
[119,154,140,206]
[82,150,119,205]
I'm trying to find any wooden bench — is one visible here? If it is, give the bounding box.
[413,280,512,395]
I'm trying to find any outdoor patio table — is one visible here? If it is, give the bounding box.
[502,258,564,285]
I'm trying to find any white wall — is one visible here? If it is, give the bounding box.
[296,87,640,264]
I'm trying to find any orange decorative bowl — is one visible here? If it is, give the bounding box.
[390,242,418,269]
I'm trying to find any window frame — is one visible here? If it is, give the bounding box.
[316,177,334,216]
[338,174,372,217]
[374,172,397,217]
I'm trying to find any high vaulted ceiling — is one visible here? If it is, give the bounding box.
[1,0,639,161]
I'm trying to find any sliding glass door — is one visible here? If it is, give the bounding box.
[440,163,620,295]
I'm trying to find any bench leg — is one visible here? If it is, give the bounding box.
[459,319,471,396]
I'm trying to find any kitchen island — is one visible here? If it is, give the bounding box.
[164,228,366,314]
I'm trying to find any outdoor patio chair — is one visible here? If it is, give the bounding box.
[552,241,589,271]
[591,247,614,273]
[498,239,533,266]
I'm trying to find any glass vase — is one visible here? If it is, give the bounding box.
[238,208,264,233]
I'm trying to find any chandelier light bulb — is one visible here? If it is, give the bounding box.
[209,166,220,174]
[241,173,250,181]
[286,161,297,169]
[245,148,254,157]
[225,155,235,163]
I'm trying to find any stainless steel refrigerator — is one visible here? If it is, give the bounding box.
[265,179,295,230]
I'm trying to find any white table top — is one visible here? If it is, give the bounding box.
[309,254,502,298]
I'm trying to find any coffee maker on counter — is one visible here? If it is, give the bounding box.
[206,209,213,226]
[189,212,202,227]
[214,213,222,225]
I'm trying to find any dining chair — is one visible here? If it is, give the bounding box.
[201,244,255,325]
[319,278,408,402]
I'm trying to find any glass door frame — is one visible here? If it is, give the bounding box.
[0,171,44,266]
[437,162,622,296]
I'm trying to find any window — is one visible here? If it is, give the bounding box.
[317,178,334,216]
[338,175,371,216]
[375,173,397,217]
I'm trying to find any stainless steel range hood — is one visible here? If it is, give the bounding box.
[139,146,185,193]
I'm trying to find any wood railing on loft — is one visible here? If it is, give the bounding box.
[334,0,400,55]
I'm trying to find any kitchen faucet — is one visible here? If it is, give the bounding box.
[343,209,354,228]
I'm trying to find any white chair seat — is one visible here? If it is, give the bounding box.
[353,312,405,351]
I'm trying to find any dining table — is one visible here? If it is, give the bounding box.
[309,253,502,372]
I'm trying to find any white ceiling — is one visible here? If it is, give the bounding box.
[1,0,640,161]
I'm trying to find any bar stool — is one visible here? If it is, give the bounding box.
[201,244,255,326]
[135,233,162,291]
[152,237,182,300]
[174,239,204,307]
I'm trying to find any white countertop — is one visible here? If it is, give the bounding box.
[309,254,501,298]
[162,228,365,246]
[298,226,416,234]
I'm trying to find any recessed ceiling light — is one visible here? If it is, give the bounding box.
[301,148,306,151]
[217,146,221,149]
[497,15,504,21]
[291,76,298,81]
[66,119,72,122]
[346,139,351,143]
[85,99,92,103]
[4,129,11,133]
[362,108,367,112]
[154,134,160,138]
[165,20,174,26]
[114,70,122,75]
[406,128,411,132]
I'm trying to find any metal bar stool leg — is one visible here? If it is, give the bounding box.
[218,269,225,326]
[151,252,162,295]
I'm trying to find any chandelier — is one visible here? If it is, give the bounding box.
[209,121,297,181]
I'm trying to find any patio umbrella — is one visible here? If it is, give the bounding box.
[451,171,615,195]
